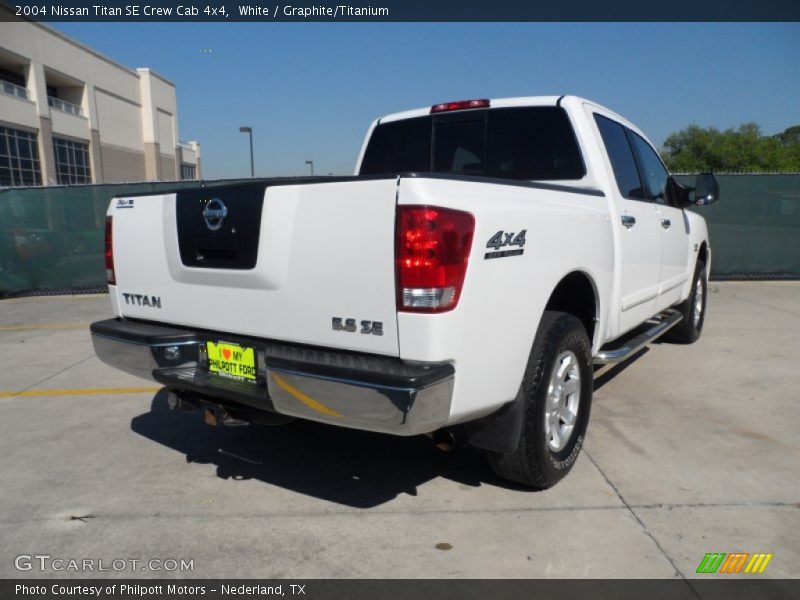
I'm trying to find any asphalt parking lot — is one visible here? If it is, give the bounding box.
[0,282,798,580]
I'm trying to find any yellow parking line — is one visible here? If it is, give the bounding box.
[0,387,160,399]
[0,322,89,331]
[1,294,107,304]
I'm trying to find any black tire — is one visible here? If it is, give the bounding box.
[664,259,707,344]
[488,311,593,489]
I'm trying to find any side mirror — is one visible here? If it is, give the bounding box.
[668,177,693,209]
[690,173,720,206]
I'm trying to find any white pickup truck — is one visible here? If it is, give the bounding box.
[91,95,718,488]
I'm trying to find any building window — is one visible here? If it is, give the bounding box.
[1,66,29,100]
[53,137,91,185]
[0,126,41,187]
[180,163,196,180]
[0,66,26,88]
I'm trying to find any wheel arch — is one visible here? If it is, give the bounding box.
[698,241,709,276]
[543,270,600,345]
[462,271,599,456]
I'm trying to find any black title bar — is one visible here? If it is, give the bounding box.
[4,579,800,600]
[2,0,800,21]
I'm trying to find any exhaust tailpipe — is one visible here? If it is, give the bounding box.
[202,405,249,427]
[431,429,456,452]
[167,391,198,413]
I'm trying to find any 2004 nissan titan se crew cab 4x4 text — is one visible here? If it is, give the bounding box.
[91,96,720,488]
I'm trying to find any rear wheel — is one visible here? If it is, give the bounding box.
[488,311,593,489]
[664,259,707,344]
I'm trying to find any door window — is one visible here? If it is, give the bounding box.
[628,132,670,205]
[594,114,646,200]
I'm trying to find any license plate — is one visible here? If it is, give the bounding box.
[206,341,257,382]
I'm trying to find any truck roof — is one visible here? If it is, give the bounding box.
[375,95,643,139]
[357,95,656,183]
[376,94,655,147]
[379,95,576,124]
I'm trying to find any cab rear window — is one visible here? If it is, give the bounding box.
[360,106,585,181]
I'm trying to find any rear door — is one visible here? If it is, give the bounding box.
[110,178,401,356]
[627,132,691,310]
[593,113,662,335]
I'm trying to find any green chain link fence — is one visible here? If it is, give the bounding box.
[677,174,800,278]
[0,179,250,296]
[1,174,799,297]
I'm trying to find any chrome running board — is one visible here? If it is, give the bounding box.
[594,309,683,365]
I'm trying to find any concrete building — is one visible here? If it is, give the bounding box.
[0,14,201,187]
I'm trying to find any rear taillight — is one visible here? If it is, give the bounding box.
[396,205,474,312]
[105,216,115,285]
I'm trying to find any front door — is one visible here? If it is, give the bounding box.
[627,131,691,311]
[593,113,662,335]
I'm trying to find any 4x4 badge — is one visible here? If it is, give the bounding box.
[485,229,526,259]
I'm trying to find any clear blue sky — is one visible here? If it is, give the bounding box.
[54,22,800,180]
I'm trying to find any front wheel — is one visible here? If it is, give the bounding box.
[488,311,593,489]
[664,259,707,344]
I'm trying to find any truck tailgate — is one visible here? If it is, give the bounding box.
[109,178,400,356]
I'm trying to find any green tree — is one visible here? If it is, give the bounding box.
[661,123,800,172]
[776,125,800,146]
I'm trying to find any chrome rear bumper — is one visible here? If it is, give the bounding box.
[91,318,454,436]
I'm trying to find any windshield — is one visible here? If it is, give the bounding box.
[360,106,585,181]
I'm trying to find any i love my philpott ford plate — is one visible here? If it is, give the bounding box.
[206,341,257,382]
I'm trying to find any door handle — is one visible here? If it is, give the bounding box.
[661,218,671,229]
[621,215,636,229]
